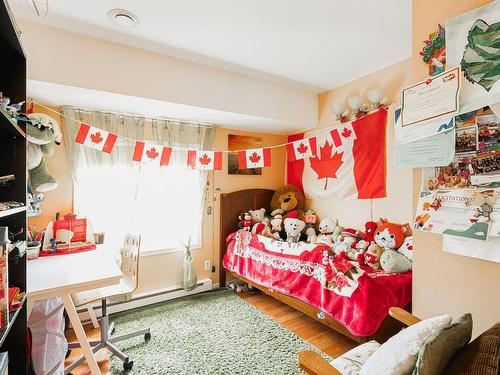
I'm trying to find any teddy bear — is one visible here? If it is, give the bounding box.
[280,211,307,243]
[380,236,413,273]
[314,217,337,247]
[249,208,266,224]
[270,185,305,219]
[25,113,62,193]
[361,243,385,269]
[252,216,276,238]
[332,228,359,258]
[303,209,317,242]
[238,211,253,231]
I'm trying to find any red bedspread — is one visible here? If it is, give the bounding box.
[223,230,412,337]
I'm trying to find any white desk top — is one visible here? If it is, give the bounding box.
[27,248,122,299]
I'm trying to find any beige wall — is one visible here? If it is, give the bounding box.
[28,104,286,293]
[411,0,500,338]
[312,59,413,228]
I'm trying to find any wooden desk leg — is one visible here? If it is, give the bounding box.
[61,293,102,375]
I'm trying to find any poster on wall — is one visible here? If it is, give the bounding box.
[446,1,500,113]
[227,134,263,175]
[414,188,500,240]
[394,107,455,144]
[400,67,460,128]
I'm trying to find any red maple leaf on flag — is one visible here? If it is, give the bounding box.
[146,147,159,160]
[309,141,343,190]
[199,153,212,165]
[249,152,261,164]
[296,143,308,155]
[90,132,103,144]
[341,127,352,138]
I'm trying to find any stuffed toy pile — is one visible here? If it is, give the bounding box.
[234,185,413,274]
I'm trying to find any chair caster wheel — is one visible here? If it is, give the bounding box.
[123,359,134,370]
[145,332,151,342]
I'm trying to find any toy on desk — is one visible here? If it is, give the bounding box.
[41,213,96,256]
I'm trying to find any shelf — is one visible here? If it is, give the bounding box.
[0,108,25,138]
[0,206,25,219]
[0,293,26,348]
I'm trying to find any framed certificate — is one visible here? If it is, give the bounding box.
[401,66,460,127]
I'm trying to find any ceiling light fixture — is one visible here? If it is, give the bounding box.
[107,9,139,28]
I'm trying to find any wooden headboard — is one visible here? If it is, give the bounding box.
[219,188,275,287]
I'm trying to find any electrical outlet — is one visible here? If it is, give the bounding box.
[204,260,211,271]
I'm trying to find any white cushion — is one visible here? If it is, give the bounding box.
[330,340,380,375]
[359,314,452,375]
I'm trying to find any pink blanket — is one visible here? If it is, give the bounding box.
[223,230,412,337]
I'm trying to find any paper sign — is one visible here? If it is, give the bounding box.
[401,67,460,127]
[442,234,500,263]
[395,129,455,168]
[395,107,455,145]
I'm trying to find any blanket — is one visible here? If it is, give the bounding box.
[223,230,412,337]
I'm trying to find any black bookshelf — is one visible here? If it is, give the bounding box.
[0,0,28,373]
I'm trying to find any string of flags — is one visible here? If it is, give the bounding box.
[38,102,387,171]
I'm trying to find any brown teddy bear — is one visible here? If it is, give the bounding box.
[270,185,305,219]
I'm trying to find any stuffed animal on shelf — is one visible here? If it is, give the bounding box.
[303,209,317,243]
[249,208,266,224]
[373,219,410,250]
[280,211,307,243]
[238,211,253,231]
[25,113,62,193]
[314,217,337,247]
[380,236,413,273]
[270,185,305,219]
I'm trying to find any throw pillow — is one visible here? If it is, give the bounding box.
[331,340,380,375]
[413,313,472,375]
[443,322,500,375]
[359,314,452,375]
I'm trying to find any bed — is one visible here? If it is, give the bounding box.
[219,188,412,343]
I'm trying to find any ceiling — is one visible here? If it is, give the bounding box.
[10,0,412,92]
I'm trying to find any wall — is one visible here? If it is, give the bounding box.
[312,59,413,228]
[18,20,316,130]
[27,105,286,293]
[411,0,500,338]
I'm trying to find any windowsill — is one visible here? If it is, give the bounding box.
[140,245,203,257]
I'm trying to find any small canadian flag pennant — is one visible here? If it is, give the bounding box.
[329,123,356,149]
[132,141,172,166]
[75,123,118,153]
[187,150,223,170]
[286,137,317,161]
[238,148,271,169]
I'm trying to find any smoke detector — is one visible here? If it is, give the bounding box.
[107,8,139,28]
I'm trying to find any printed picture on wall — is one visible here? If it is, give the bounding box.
[455,125,478,154]
[476,114,500,154]
[446,1,500,113]
[228,134,263,175]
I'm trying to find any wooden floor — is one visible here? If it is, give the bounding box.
[64,290,356,373]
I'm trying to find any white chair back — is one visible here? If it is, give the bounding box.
[120,233,141,293]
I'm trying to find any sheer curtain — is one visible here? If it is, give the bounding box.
[62,107,214,258]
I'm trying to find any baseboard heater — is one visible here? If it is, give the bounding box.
[76,278,213,325]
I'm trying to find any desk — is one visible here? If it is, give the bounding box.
[28,249,122,375]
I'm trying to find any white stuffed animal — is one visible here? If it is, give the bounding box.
[380,236,413,273]
[280,211,306,243]
[249,208,266,223]
[314,217,337,246]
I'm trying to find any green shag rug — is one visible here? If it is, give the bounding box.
[110,289,330,374]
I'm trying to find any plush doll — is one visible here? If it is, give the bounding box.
[280,211,307,243]
[380,236,413,273]
[270,185,305,219]
[249,208,266,224]
[331,220,343,242]
[270,209,284,233]
[361,243,385,269]
[314,217,337,246]
[374,219,410,250]
[303,209,317,243]
[252,216,275,238]
[332,228,359,257]
[25,113,62,193]
[362,221,378,243]
[238,211,253,231]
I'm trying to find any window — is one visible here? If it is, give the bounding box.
[75,162,204,255]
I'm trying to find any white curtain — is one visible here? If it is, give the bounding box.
[62,107,214,259]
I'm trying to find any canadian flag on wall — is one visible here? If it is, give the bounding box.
[187,150,223,170]
[75,123,118,153]
[132,141,172,166]
[238,148,271,169]
[288,109,387,200]
[286,137,317,161]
